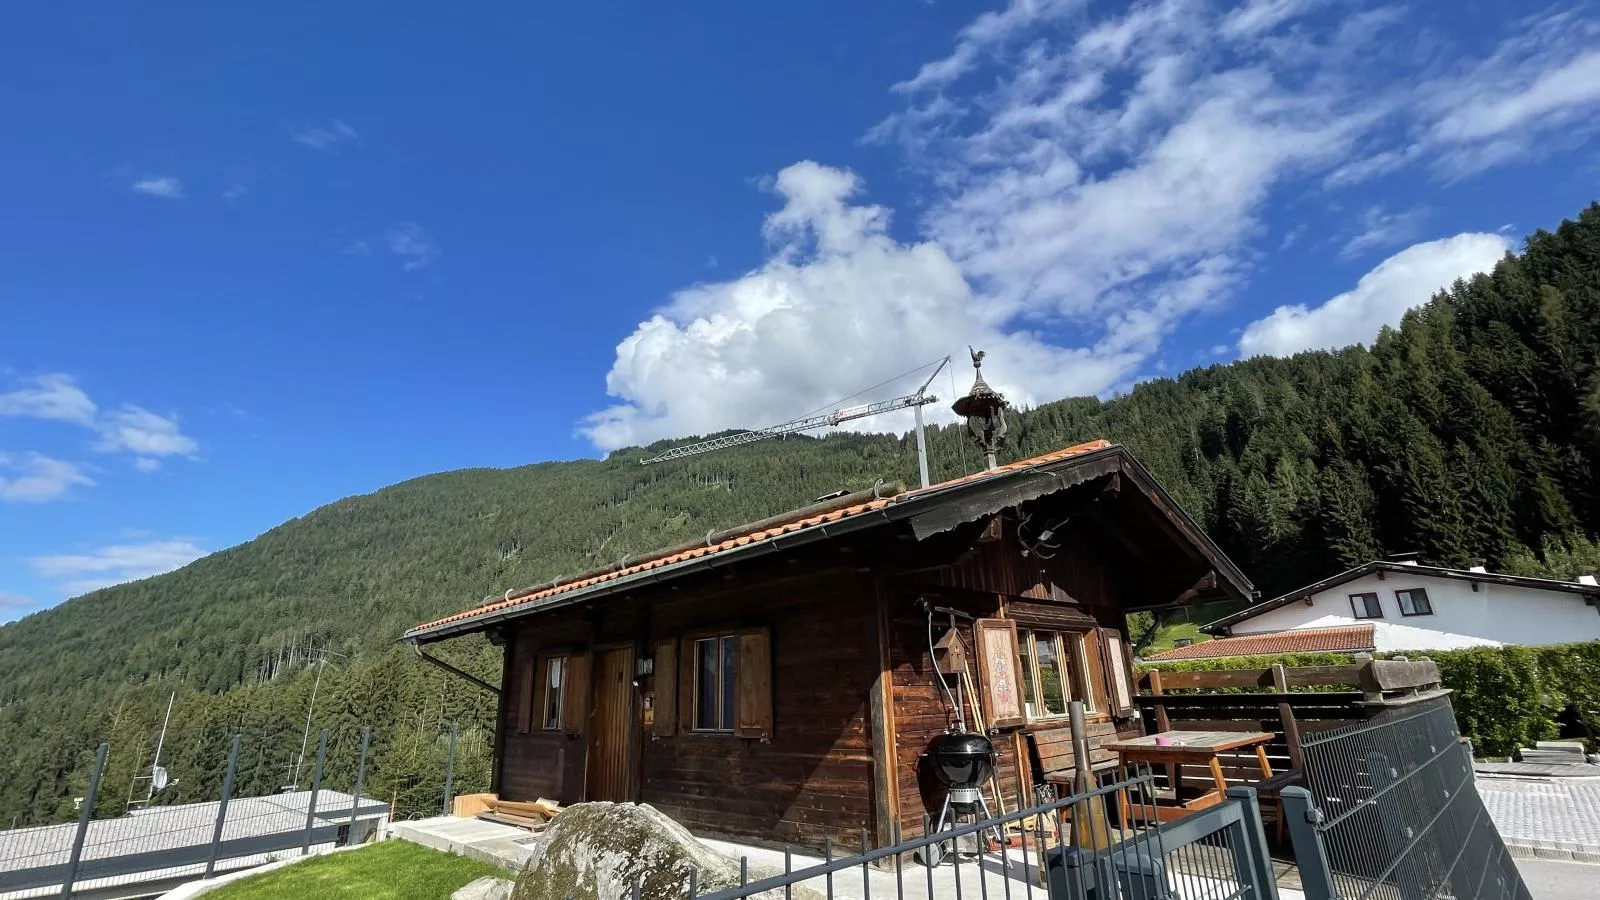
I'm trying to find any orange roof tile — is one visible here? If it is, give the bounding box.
[1144,625,1376,661]
[407,439,1114,638]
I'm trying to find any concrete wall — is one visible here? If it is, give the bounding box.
[1231,569,1600,650]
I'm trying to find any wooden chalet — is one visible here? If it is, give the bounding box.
[403,439,1252,851]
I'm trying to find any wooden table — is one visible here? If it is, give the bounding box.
[1103,730,1276,822]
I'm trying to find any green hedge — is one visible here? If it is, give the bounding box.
[1139,642,1600,758]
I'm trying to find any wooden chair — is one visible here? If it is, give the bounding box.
[1253,702,1306,844]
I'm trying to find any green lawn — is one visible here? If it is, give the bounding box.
[206,839,504,900]
[1140,621,1212,656]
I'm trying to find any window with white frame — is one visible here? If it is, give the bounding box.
[1017,629,1093,719]
[542,656,565,730]
[692,635,737,731]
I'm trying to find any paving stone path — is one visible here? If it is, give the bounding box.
[1477,775,1600,862]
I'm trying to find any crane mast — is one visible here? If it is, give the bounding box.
[640,357,949,487]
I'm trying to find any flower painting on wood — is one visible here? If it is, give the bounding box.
[976,618,1026,728]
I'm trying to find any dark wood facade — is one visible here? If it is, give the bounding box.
[420,446,1252,853]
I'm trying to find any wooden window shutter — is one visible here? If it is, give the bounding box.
[563,652,590,737]
[974,619,1026,729]
[516,660,535,735]
[653,639,678,737]
[678,637,696,734]
[1099,627,1133,714]
[734,628,773,739]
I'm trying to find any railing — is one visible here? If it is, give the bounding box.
[640,766,1281,900]
[0,722,490,898]
[1280,701,1532,900]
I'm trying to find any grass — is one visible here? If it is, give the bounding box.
[206,839,505,900]
[1140,621,1212,655]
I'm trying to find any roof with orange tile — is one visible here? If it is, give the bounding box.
[405,438,1251,643]
[1143,624,1376,661]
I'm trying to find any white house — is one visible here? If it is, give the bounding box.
[1201,560,1600,653]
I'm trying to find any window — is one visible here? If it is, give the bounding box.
[693,635,738,731]
[1017,629,1092,719]
[1350,592,1383,619]
[542,656,566,730]
[1395,588,1433,616]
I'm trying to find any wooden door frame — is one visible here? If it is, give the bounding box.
[585,642,640,802]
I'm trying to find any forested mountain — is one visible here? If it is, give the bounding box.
[2,204,1597,827]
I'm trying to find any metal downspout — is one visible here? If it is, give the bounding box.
[411,641,501,695]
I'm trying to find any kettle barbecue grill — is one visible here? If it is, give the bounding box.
[923,728,1005,863]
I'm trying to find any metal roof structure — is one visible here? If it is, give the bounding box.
[0,790,387,899]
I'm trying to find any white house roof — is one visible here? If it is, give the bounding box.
[1205,560,1600,634]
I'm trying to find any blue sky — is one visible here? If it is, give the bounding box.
[3,1,1599,621]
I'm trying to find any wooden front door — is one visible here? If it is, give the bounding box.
[585,646,637,801]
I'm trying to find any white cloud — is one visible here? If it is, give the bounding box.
[131,176,184,199]
[1416,13,1600,177]
[0,373,198,467]
[94,406,200,458]
[386,223,439,270]
[0,373,97,425]
[0,453,95,503]
[29,539,208,597]
[584,2,1600,452]
[292,119,359,151]
[0,592,36,624]
[892,0,1080,93]
[582,162,1109,451]
[1339,206,1427,260]
[1218,0,1320,40]
[1238,232,1511,357]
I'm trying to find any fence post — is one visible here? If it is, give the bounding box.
[301,730,329,856]
[1225,786,1280,900]
[348,727,371,835]
[61,742,108,900]
[442,724,459,816]
[1279,787,1337,900]
[205,734,242,878]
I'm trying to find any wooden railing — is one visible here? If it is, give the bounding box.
[1130,658,1451,795]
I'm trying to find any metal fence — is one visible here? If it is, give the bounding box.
[0,722,490,899]
[1281,700,1532,900]
[626,766,1283,900]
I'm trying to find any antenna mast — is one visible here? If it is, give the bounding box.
[641,357,950,488]
[127,692,177,810]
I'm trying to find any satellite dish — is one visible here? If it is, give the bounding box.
[151,766,169,792]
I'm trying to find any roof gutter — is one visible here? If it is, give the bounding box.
[411,641,501,695]
[405,498,906,644]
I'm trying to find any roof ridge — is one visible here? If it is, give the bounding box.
[406,438,1116,637]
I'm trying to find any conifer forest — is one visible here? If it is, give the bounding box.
[1,204,1597,827]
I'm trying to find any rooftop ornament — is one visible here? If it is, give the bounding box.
[951,347,1008,471]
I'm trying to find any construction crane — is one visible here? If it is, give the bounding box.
[641,356,950,488]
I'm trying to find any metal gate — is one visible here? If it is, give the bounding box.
[1280,700,1532,900]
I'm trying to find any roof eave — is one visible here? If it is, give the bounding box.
[406,443,1251,643]
[1204,560,1600,634]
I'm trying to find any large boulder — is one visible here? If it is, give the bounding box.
[511,802,819,900]
[454,876,515,900]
